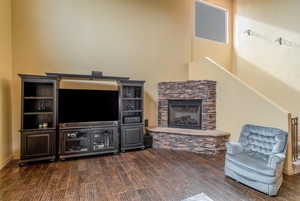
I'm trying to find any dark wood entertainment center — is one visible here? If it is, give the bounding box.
[19,72,145,165]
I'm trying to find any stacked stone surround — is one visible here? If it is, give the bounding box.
[151,80,228,155]
[147,127,230,155]
[158,80,216,130]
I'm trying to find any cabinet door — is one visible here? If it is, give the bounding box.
[91,127,118,152]
[62,129,90,154]
[22,131,55,159]
[121,125,144,148]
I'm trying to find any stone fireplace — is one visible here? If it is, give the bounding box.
[168,99,202,129]
[158,80,216,130]
[148,80,229,155]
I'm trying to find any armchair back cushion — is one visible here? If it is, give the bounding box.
[239,125,288,162]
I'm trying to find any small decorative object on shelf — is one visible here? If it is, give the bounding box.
[43,123,48,128]
[92,71,103,78]
[124,116,141,124]
[127,88,135,98]
[126,102,135,110]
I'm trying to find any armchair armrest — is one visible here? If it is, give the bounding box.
[226,142,243,155]
[267,153,286,169]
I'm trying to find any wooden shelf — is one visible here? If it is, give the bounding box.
[94,147,115,151]
[24,112,53,115]
[122,110,143,113]
[66,137,88,142]
[20,128,56,132]
[65,149,89,154]
[121,123,144,126]
[24,97,54,100]
[121,98,142,100]
[45,72,130,81]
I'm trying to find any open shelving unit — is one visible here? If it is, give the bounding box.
[19,75,57,165]
[22,81,56,130]
[119,80,145,152]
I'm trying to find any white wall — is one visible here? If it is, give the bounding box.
[11,0,193,157]
[189,58,293,174]
[11,0,234,157]
[189,58,289,141]
[233,0,300,118]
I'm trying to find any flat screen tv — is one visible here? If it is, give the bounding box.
[59,89,119,123]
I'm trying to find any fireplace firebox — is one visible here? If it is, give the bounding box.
[168,100,202,129]
[158,80,216,130]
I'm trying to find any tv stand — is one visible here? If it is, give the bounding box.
[59,121,119,160]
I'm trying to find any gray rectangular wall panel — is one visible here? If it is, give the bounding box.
[195,1,227,43]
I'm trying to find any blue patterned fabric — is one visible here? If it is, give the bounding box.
[224,124,288,196]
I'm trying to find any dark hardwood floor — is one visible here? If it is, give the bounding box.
[0,149,299,201]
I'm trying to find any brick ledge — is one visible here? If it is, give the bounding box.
[147,127,230,137]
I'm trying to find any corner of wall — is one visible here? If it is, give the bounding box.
[0,0,14,169]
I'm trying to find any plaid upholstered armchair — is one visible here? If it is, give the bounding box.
[224,124,288,196]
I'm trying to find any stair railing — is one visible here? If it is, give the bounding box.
[291,117,299,161]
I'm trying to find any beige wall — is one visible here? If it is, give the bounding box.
[0,0,13,168]
[189,58,289,140]
[189,58,293,174]
[11,0,193,156]
[192,0,233,69]
[10,0,233,157]
[233,0,300,117]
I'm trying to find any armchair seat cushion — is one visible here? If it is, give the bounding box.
[225,160,278,184]
[226,153,276,177]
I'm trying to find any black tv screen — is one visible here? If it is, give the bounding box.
[59,89,119,123]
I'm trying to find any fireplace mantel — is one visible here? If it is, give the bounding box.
[158,80,216,130]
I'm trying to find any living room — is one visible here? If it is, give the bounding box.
[1,0,300,201]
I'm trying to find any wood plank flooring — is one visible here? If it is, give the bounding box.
[0,149,300,201]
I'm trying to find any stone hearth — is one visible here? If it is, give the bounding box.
[147,127,230,155]
[158,80,216,130]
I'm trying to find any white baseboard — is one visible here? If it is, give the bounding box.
[0,155,13,170]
